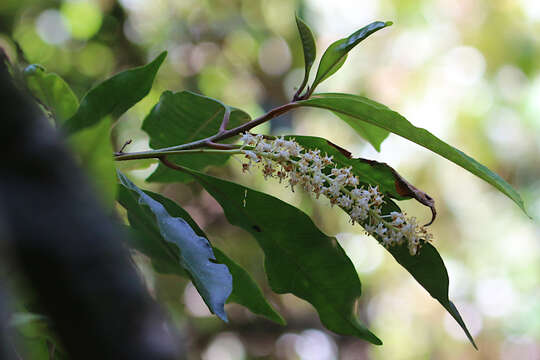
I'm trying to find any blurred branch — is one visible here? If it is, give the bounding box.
[0,57,182,359]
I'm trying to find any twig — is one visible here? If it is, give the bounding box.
[160,156,188,174]
[118,139,132,153]
[205,141,237,150]
[114,102,300,161]
[115,148,243,161]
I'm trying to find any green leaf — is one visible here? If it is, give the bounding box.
[117,171,232,321]
[294,15,317,98]
[298,93,528,215]
[213,247,286,325]
[375,200,477,348]
[121,193,284,324]
[313,43,348,86]
[143,90,250,183]
[332,111,389,151]
[24,64,79,125]
[64,51,167,134]
[311,21,392,93]
[182,167,382,344]
[123,224,187,277]
[69,117,116,208]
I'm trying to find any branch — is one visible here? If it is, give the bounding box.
[115,148,243,161]
[115,102,299,161]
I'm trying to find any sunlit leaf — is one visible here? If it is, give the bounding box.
[117,171,232,321]
[332,111,389,151]
[298,93,528,215]
[69,117,116,208]
[64,51,166,134]
[24,64,79,125]
[182,167,382,344]
[143,90,250,183]
[311,21,392,92]
[122,191,285,325]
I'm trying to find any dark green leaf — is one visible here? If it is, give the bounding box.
[69,117,116,208]
[182,168,382,344]
[121,193,284,324]
[143,90,250,183]
[24,64,79,125]
[64,51,167,134]
[298,93,528,215]
[373,200,477,348]
[214,247,286,325]
[311,21,392,92]
[294,15,317,98]
[117,171,232,321]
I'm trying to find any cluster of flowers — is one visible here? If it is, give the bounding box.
[239,133,433,256]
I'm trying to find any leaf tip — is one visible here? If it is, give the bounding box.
[149,51,167,71]
[218,312,229,323]
[385,21,394,27]
[156,50,168,62]
[370,334,383,346]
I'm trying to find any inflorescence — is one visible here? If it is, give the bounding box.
[239,133,433,256]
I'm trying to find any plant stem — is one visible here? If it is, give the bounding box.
[115,101,300,161]
[115,148,244,161]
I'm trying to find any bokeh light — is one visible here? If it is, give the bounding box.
[35,9,70,45]
[61,0,103,40]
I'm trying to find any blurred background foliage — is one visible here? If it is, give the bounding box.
[1,0,540,359]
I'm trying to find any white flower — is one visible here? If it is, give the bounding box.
[350,188,370,201]
[274,136,286,147]
[237,135,432,256]
[278,149,290,160]
[350,205,368,222]
[325,183,341,198]
[347,175,359,187]
[371,193,384,207]
[322,155,333,166]
[311,173,325,187]
[390,212,405,226]
[337,195,353,209]
[244,150,259,162]
[374,223,387,237]
[364,223,376,234]
[368,185,380,197]
[256,141,272,152]
[240,132,256,146]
